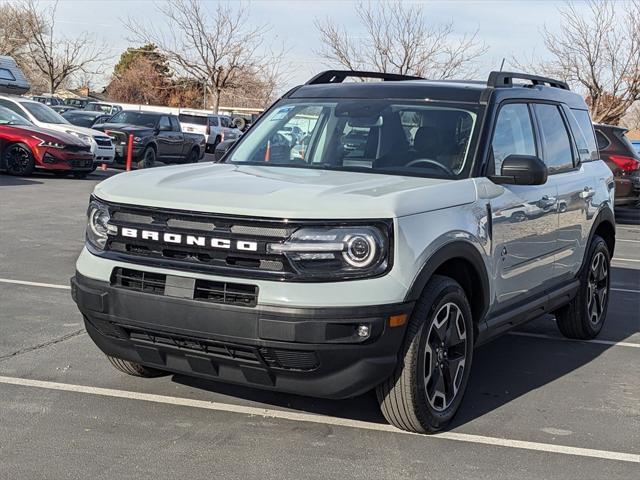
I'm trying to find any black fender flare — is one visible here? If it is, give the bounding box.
[580,206,615,273]
[404,240,491,322]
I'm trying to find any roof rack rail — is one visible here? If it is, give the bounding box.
[487,71,569,90]
[305,70,423,85]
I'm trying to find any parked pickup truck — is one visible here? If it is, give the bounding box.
[93,111,205,168]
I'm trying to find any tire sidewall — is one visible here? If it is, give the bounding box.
[577,236,611,336]
[412,283,474,428]
[138,147,156,169]
[4,143,35,176]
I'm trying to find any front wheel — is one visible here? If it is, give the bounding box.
[4,143,35,176]
[137,147,156,169]
[554,235,610,339]
[106,355,167,378]
[376,275,474,433]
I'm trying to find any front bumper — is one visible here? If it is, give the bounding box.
[36,148,94,171]
[71,272,412,399]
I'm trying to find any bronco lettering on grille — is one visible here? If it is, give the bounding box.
[118,227,258,251]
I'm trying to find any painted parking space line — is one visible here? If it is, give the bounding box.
[509,331,640,349]
[0,375,637,464]
[612,258,640,263]
[618,239,640,244]
[0,278,70,290]
[611,287,640,294]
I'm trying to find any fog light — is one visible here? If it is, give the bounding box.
[356,324,370,338]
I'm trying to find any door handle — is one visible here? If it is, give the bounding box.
[579,187,595,199]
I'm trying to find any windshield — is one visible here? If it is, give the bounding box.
[0,106,32,126]
[62,112,98,128]
[109,111,158,128]
[22,101,69,124]
[227,100,479,178]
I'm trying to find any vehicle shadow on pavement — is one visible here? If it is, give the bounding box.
[172,375,387,423]
[0,175,43,186]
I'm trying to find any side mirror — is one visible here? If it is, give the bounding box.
[490,154,548,186]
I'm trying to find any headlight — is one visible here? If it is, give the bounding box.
[86,199,115,250]
[267,225,390,280]
[32,136,66,149]
[65,130,91,145]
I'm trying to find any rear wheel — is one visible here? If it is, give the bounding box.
[188,147,199,163]
[376,275,473,433]
[555,235,610,339]
[4,143,35,176]
[137,147,156,169]
[106,355,167,378]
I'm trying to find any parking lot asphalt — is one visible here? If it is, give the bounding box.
[0,168,638,479]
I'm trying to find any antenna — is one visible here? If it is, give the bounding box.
[499,58,505,72]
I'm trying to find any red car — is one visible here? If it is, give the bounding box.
[0,105,94,177]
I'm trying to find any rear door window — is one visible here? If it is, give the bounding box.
[158,116,171,131]
[533,104,575,173]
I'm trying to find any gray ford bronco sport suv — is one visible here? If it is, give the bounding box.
[72,70,615,433]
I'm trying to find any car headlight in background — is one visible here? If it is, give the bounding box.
[32,136,66,149]
[65,130,92,145]
[267,225,391,280]
[86,200,115,250]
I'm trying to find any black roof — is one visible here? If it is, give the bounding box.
[288,70,587,109]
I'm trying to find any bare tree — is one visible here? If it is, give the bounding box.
[315,1,487,80]
[0,2,34,58]
[20,0,109,94]
[520,0,640,125]
[124,0,286,112]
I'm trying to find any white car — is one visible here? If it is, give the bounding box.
[178,111,241,152]
[0,95,115,164]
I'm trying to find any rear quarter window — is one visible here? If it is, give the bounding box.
[569,109,598,161]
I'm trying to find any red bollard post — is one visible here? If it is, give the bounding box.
[126,134,133,171]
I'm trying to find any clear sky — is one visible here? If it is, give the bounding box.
[51,0,598,90]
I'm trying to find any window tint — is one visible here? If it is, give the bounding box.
[220,116,231,128]
[178,114,208,126]
[595,131,609,151]
[0,99,27,118]
[570,109,598,161]
[158,116,171,130]
[210,116,219,127]
[0,68,16,81]
[169,116,181,131]
[491,103,536,174]
[228,101,479,179]
[534,104,574,173]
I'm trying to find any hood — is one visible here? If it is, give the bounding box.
[94,163,478,219]
[9,124,88,147]
[44,122,109,139]
[95,123,154,135]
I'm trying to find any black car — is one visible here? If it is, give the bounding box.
[62,110,112,128]
[93,110,205,168]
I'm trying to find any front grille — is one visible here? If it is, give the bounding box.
[126,328,262,364]
[69,158,92,167]
[105,130,128,146]
[260,348,319,371]
[112,267,258,307]
[104,204,298,279]
[66,144,91,153]
[95,137,113,147]
[122,327,319,371]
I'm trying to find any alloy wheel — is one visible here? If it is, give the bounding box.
[423,302,468,411]
[6,145,31,174]
[586,251,609,325]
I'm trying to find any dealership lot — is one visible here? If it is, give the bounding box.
[0,170,638,479]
